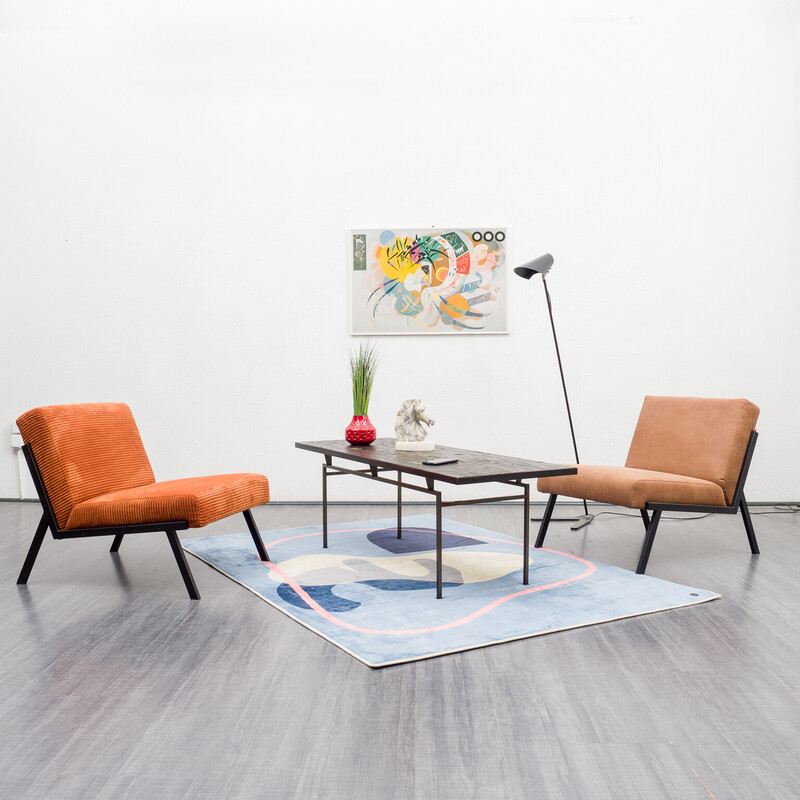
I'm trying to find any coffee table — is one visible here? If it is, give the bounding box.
[295,439,577,598]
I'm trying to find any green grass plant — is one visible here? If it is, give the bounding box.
[350,341,379,416]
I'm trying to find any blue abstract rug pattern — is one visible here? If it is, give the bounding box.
[182,515,719,667]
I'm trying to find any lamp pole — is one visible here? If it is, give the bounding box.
[514,254,593,530]
[541,276,591,526]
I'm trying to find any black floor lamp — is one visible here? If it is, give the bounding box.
[514,253,593,530]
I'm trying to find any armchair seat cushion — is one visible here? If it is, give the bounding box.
[65,473,270,530]
[537,465,726,510]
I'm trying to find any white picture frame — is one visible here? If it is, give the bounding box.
[350,227,508,335]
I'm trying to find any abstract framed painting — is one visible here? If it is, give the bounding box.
[350,227,508,335]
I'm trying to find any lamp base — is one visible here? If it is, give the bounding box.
[529,513,595,530]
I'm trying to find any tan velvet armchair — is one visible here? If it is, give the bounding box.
[535,396,760,573]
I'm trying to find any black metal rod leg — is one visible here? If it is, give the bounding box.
[166,530,200,599]
[636,509,662,574]
[110,534,124,553]
[436,492,443,599]
[17,514,49,584]
[740,496,759,554]
[640,509,651,530]
[242,509,270,562]
[523,482,531,585]
[534,494,558,548]
[397,472,402,539]
[322,463,328,549]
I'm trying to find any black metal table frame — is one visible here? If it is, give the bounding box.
[320,455,531,599]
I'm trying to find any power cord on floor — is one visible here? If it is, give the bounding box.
[591,510,713,521]
[751,504,800,515]
[589,504,799,522]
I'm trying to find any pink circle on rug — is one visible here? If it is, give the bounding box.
[262,527,597,636]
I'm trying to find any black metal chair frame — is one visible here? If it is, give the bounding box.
[16,443,270,599]
[534,431,759,574]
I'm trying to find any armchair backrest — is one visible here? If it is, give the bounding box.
[625,396,759,506]
[16,403,155,529]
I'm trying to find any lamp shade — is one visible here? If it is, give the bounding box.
[514,253,554,280]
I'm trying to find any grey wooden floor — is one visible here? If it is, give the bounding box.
[1,499,798,800]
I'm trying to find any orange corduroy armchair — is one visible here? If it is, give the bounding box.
[535,396,760,574]
[15,402,271,599]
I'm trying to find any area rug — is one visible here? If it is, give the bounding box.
[182,514,719,668]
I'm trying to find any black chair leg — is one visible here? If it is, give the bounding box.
[740,495,759,554]
[640,509,650,530]
[242,509,270,562]
[534,494,558,548]
[17,513,49,584]
[110,534,124,553]
[165,530,200,599]
[636,509,662,574]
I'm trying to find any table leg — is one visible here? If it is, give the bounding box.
[322,463,328,549]
[397,472,402,539]
[523,481,530,584]
[436,491,443,599]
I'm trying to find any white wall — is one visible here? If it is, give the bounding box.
[1,0,798,502]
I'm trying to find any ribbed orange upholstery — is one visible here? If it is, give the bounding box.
[66,473,270,529]
[17,403,155,529]
[17,402,270,531]
[537,465,726,510]
[537,396,758,509]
